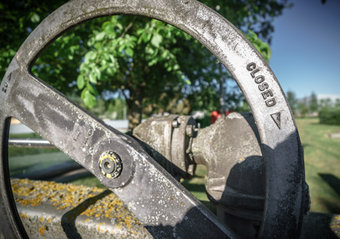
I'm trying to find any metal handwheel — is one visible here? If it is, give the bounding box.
[0,0,307,238]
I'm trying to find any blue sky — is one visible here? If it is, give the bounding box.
[270,0,340,98]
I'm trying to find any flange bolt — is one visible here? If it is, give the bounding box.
[99,151,122,179]
[186,125,194,137]
[172,118,180,128]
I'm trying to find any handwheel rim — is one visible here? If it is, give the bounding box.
[0,0,306,238]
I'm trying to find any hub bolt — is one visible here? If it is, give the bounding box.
[99,151,122,179]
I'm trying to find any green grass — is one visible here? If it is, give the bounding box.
[8,133,64,175]
[8,133,58,158]
[296,118,340,213]
[9,152,71,176]
[181,165,216,212]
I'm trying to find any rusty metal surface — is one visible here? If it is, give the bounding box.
[0,0,307,238]
[192,113,266,238]
[134,112,308,238]
[134,113,267,238]
[133,115,196,178]
[133,115,178,175]
[11,178,151,239]
[192,113,264,204]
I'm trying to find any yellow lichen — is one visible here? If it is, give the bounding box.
[39,226,45,235]
[11,178,142,230]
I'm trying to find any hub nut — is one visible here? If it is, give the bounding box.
[99,151,122,179]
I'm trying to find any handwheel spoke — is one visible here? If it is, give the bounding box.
[2,69,121,173]
[1,69,234,238]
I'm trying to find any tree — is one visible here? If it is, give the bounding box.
[319,106,340,125]
[0,0,68,79]
[319,98,332,108]
[1,0,291,129]
[286,91,298,115]
[297,100,309,118]
[76,16,195,129]
[309,92,318,113]
[335,99,340,107]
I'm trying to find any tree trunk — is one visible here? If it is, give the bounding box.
[126,87,144,131]
[219,63,226,115]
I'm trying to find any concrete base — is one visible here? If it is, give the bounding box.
[8,178,340,238]
[11,178,151,239]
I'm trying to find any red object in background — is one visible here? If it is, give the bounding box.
[211,110,234,124]
[211,111,221,124]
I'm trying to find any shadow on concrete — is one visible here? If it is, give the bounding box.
[61,190,111,238]
[13,160,82,180]
[144,206,235,239]
[319,173,340,196]
[52,169,92,183]
[319,198,340,214]
[60,191,233,239]
[10,163,39,176]
[318,173,340,213]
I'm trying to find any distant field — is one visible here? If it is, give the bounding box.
[296,118,340,213]
[8,118,340,214]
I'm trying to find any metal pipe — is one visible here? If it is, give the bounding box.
[8,138,55,148]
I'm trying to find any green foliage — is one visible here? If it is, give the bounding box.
[87,97,127,120]
[236,100,251,112]
[32,27,90,94]
[107,98,127,120]
[0,0,68,79]
[246,30,272,63]
[195,115,212,129]
[319,106,340,125]
[76,16,186,112]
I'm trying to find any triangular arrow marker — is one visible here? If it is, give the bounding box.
[270,112,281,129]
